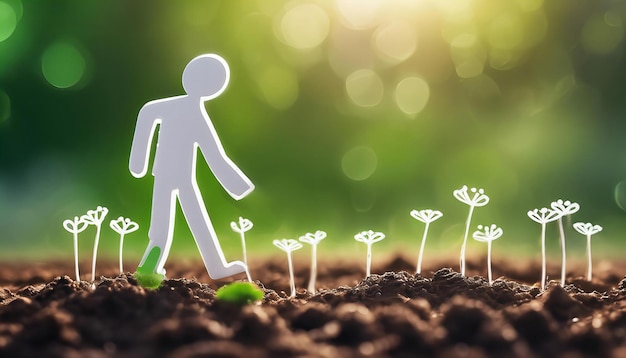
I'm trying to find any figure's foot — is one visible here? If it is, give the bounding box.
[208,260,248,280]
[135,246,165,289]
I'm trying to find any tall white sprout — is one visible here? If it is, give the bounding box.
[81,206,109,283]
[573,222,602,281]
[109,217,139,274]
[528,207,561,290]
[299,230,327,293]
[63,216,89,282]
[551,199,580,286]
[409,209,443,275]
[472,224,503,285]
[354,230,386,278]
[230,217,254,281]
[453,186,489,276]
[273,239,303,298]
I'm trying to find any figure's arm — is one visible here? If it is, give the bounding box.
[129,103,161,178]
[197,122,254,200]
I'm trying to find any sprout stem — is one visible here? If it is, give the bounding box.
[460,205,475,276]
[239,231,248,267]
[287,251,296,298]
[586,234,592,281]
[307,244,318,292]
[487,240,493,285]
[416,222,430,275]
[91,225,101,283]
[366,243,372,277]
[541,222,547,291]
[119,234,125,274]
[73,232,80,282]
[557,216,566,286]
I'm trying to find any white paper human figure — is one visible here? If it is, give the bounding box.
[129,54,254,281]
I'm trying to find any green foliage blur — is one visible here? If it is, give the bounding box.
[1,0,626,264]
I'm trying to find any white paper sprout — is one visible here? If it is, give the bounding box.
[528,207,561,290]
[573,222,603,281]
[81,206,109,283]
[230,217,254,281]
[472,224,503,285]
[354,230,386,278]
[273,239,303,298]
[63,216,89,282]
[299,230,327,293]
[550,199,580,286]
[453,185,489,276]
[409,209,443,275]
[109,217,139,274]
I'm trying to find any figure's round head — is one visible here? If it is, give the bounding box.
[182,54,230,100]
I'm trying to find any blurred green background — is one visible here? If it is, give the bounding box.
[1,0,626,266]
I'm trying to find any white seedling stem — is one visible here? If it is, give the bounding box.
[541,222,547,291]
[118,233,126,274]
[416,222,431,275]
[366,243,373,277]
[73,232,80,282]
[487,240,493,285]
[586,234,592,281]
[239,231,248,267]
[287,251,296,298]
[308,244,318,292]
[557,216,567,286]
[460,205,475,276]
[91,224,101,283]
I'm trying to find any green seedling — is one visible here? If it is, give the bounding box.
[573,222,603,281]
[81,206,109,283]
[299,230,327,293]
[354,230,386,278]
[216,282,264,305]
[230,217,254,281]
[528,207,560,290]
[63,216,89,282]
[551,199,580,286]
[110,217,139,274]
[472,224,503,285]
[453,185,489,276]
[273,239,303,298]
[135,246,165,289]
[410,209,443,275]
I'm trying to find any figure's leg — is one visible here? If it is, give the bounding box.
[178,181,247,279]
[137,180,177,277]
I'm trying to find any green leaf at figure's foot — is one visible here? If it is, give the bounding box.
[135,246,164,289]
[216,282,264,305]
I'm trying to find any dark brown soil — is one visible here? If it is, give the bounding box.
[1,256,625,357]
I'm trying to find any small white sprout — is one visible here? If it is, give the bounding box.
[109,217,139,274]
[354,230,386,278]
[573,222,603,281]
[299,230,327,293]
[472,224,503,285]
[550,199,580,286]
[273,239,303,298]
[528,207,561,290]
[81,206,109,283]
[63,216,89,282]
[409,209,443,275]
[230,217,254,281]
[453,185,489,276]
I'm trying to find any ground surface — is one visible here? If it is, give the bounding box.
[0,256,625,357]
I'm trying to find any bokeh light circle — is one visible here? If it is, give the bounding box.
[41,42,86,89]
[395,77,430,115]
[581,12,624,55]
[345,69,384,107]
[336,0,382,30]
[342,146,378,181]
[0,2,17,42]
[280,3,329,50]
[374,20,418,63]
[0,89,10,123]
[614,181,626,211]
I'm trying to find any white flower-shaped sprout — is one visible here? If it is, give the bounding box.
[550,199,580,286]
[81,206,109,283]
[231,217,254,281]
[110,217,139,274]
[273,239,303,298]
[573,222,603,281]
[299,230,327,293]
[528,207,561,290]
[63,216,89,282]
[453,185,489,276]
[472,224,503,285]
[410,209,443,275]
[354,230,386,278]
